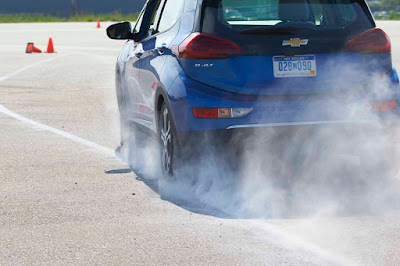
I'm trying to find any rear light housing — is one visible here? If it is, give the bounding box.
[374,99,397,112]
[365,100,397,112]
[192,107,254,118]
[344,28,391,54]
[172,33,245,59]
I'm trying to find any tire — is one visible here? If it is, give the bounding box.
[116,73,129,147]
[120,113,130,146]
[158,102,179,180]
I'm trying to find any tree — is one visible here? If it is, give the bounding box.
[71,0,79,15]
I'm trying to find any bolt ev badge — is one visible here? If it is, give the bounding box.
[282,38,309,47]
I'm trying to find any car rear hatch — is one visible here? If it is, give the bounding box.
[175,0,392,96]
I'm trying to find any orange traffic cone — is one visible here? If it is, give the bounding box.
[46,37,55,53]
[26,43,42,53]
[33,45,42,53]
[26,43,34,53]
[97,20,101,28]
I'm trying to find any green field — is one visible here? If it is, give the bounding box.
[0,12,139,23]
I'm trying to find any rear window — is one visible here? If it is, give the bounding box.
[218,0,362,27]
[200,0,374,53]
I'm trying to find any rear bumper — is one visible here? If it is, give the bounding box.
[168,69,400,132]
[176,121,397,155]
[226,119,381,129]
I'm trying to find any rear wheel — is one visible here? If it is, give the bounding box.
[115,87,130,160]
[116,74,129,147]
[120,113,130,146]
[158,103,179,180]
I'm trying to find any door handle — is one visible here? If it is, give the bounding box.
[156,43,167,54]
[134,50,144,58]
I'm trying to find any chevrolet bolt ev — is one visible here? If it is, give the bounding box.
[107,0,400,179]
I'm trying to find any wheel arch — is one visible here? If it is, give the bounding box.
[154,85,186,145]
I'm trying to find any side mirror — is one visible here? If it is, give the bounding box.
[107,21,135,40]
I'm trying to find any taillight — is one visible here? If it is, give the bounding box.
[172,33,245,59]
[344,28,391,54]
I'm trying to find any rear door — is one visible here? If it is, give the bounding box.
[139,0,186,126]
[124,9,145,120]
[135,0,165,126]
[180,0,378,96]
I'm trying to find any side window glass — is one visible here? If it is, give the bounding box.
[133,9,145,34]
[149,1,164,36]
[158,0,185,33]
[142,0,164,40]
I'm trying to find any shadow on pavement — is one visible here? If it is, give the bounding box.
[112,145,233,218]
[105,168,132,174]
[111,125,400,220]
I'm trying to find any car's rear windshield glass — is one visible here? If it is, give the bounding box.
[201,0,374,37]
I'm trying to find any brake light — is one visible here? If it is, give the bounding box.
[345,28,391,54]
[173,33,245,59]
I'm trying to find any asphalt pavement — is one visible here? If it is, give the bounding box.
[1,21,400,265]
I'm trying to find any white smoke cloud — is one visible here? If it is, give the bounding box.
[113,57,400,264]
[116,62,400,219]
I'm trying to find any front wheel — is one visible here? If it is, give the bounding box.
[158,103,179,180]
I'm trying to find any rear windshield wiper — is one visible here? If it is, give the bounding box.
[240,27,297,35]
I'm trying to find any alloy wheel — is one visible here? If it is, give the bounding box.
[160,106,173,176]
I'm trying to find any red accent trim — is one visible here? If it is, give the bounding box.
[192,108,219,118]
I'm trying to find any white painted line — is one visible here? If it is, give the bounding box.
[0,53,116,155]
[0,104,115,157]
[0,105,355,265]
[0,54,68,82]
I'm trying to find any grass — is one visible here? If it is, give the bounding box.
[1,11,399,23]
[0,12,139,23]
[387,12,400,20]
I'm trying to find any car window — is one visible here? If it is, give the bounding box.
[201,0,374,54]
[213,0,368,28]
[157,0,185,33]
[137,0,163,41]
[147,0,164,38]
[133,9,145,34]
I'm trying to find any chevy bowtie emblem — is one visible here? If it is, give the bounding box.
[282,38,309,47]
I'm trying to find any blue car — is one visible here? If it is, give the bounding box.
[107,0,399,179]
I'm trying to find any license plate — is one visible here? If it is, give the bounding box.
[273,55,317,78]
